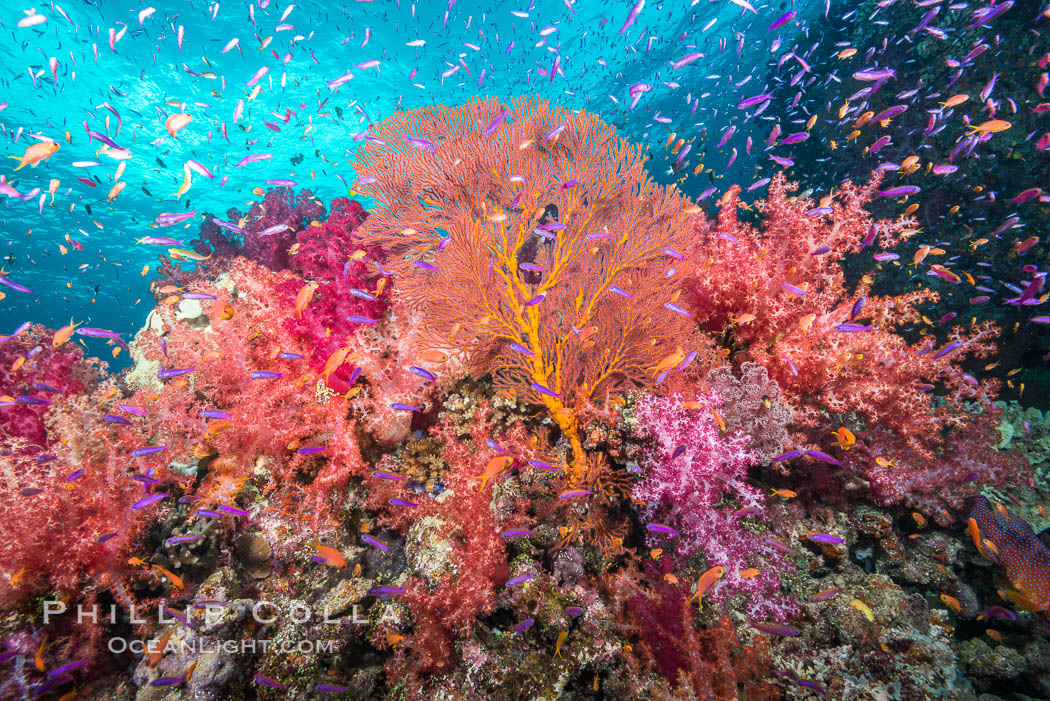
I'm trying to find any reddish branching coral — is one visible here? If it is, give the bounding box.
[702,362,792,463]
[0,325,103,448]
[604,562,779,700]
[129,257,370,529]
[681,173,1028,517]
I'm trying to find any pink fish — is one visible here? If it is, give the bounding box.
[619,0,644,34]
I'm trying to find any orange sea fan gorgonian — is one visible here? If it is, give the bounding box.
[351,96,716,496]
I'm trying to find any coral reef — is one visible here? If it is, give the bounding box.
[3,103,1048,701]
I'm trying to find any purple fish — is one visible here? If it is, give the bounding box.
[501,529,533,538]
[361,535,388,552]
[514,619,535,632]
[254,675,287,690]
[131,492,168,510]
[372,471,404,481]
[835,323,871,332]
[806,450,843,466]
[738,93,772,110]
[249,371,283,379]
[485,111,509,136]
[200,410,231,420]
[131,445,167,457]
[218,505,249,516]
[850,297,866,321]
[809,588,844,602]
[158,368,195,379]
[808,533,845,545]
[933,341,962,359]
[310,684,350,695]
[780,132,810,145]
[750,621,801,636]
[505,574,534,587]
[879,185,920,197]
[853,68,896,81]
[768,10,796,30]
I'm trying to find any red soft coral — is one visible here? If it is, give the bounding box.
[680,173,1028,517]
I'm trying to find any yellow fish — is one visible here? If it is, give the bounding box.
[554,630,568,657]
[470,455,513,491]
[849,599,874,622]
[10,141,60,170]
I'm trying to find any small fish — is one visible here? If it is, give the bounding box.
[831,427,856,450]
[809,588,844,603]
[361,535,388,552]
[687,565,725,608]
[553,630,568,657]
[312,539,347,569]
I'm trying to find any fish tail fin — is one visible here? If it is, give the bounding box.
[8,156,26,171]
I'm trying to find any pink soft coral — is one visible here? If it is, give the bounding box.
[631,392,797,621]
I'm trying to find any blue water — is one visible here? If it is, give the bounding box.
[0,0,824,359]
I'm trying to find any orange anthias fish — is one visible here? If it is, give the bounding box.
[687,565,725,608]
[148,627,174,667]
[10,141,60,170]
[52,318,83,348]
[293,281,318,318]
[165,112,193,138]
[968,119,1011,134]
[652,348,685,375]
[418,350,449,363]
[312,538,347,569]
[470,455,513,491]
[318,346,351,383]
[831,427,856,450]
[152,565,184,589]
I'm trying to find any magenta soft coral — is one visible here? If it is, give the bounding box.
[631,392,798,621]
[0,325,102,448]
[239,187,326,271]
